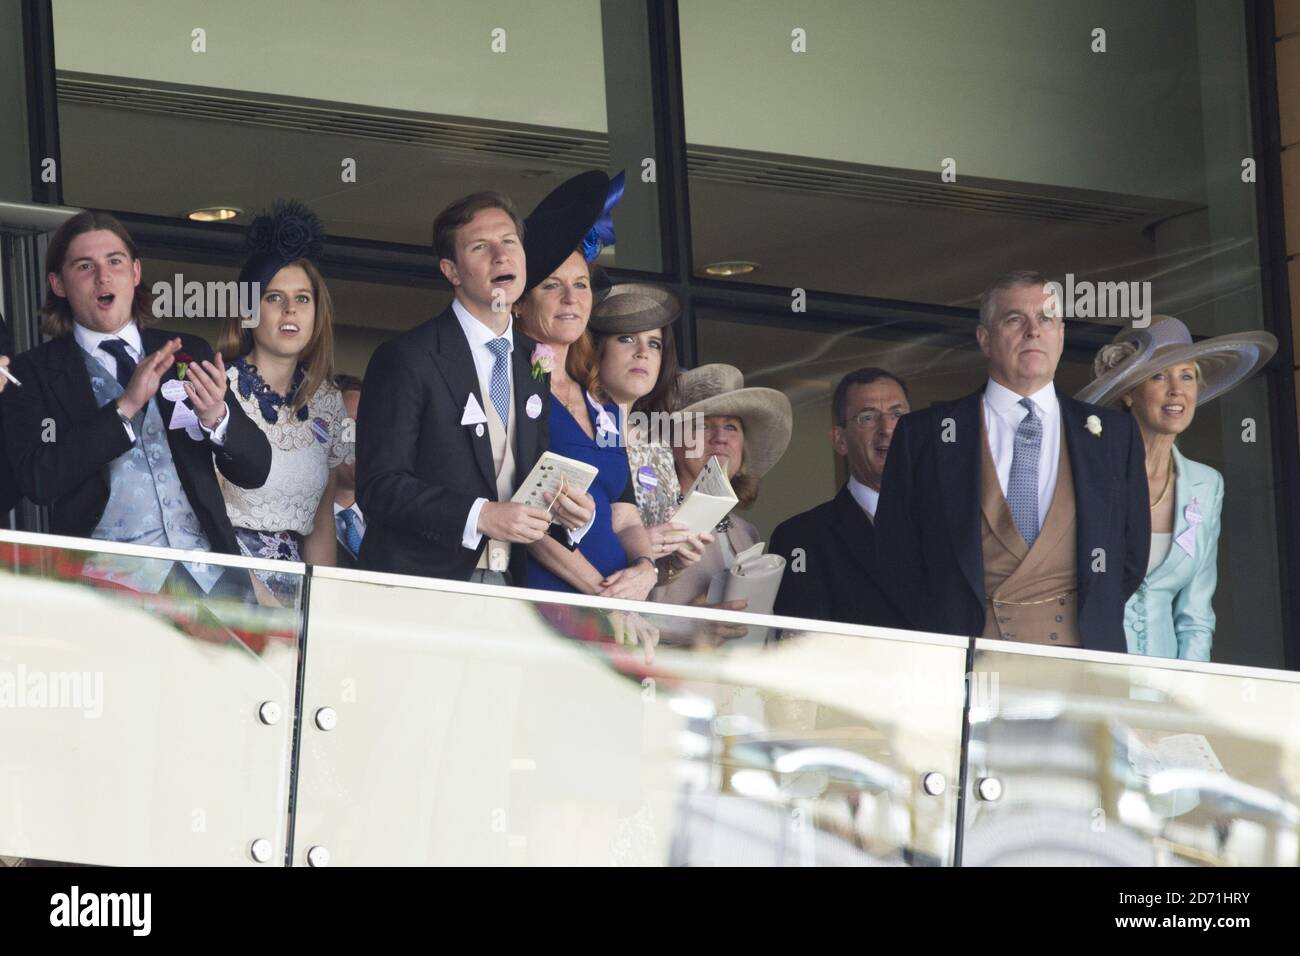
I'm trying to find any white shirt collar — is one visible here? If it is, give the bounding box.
[333,501,363,520]
[984,377,1058,421]
[847,476,880,521]
[452,298,513,353]
[74,319,143,359]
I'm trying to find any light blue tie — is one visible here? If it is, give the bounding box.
[337,508,363,557]
[486,337,511,428]
[1008,397,1042,546]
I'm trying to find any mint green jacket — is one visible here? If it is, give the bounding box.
[1124,446,1222,661]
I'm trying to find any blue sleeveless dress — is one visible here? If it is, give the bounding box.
[525,389,633,593]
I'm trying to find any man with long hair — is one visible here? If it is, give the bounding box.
[1,211,271,594]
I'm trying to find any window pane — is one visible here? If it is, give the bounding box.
[52,0,663,271]
[681,0,1263,337]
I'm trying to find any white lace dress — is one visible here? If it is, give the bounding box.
[220,365,354,585]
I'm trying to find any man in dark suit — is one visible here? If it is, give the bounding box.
[331,373,364,570]
[874,270,1149,652]
[2,211,271,593]
[357,192,592,584]
[0,312,20,515]
[770,367,911,629]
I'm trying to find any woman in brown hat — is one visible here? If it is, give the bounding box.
[651,364,793,606]
[588,282,715,577]
[1077,315,1275,660]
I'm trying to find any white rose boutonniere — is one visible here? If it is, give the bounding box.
[1085,414,1103,437]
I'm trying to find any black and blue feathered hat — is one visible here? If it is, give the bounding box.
[239,199,326,293]
[522,170,623,296]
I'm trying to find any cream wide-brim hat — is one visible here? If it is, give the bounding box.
[671,364,792,479]
[1075,315,1276,408]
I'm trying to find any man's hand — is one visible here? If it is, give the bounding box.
[116,337,182,418]
[544,487,594,531]
[0,355,12,395]
[478,501,551,544]
[183,353,230,429]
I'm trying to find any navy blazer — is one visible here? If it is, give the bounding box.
[770,484,910,630]
[2,327,271,554]
[873,387,1149,652]
[355,306,549,583]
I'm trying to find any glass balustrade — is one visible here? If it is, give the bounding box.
[5,527,1299,867]
[0,531,302,866]
[962,642,1300,867]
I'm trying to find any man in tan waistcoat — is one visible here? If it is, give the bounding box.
[874,270,1150,652]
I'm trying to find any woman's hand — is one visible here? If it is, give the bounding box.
[609,610,660,664]
[666,531,713,569]
[647,521,714,564]
[687,595,750,642]
[599,559,658,601]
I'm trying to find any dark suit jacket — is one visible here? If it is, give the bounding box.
[356,306,549,582]
[873,387,1149,653]
[770,485,910,630]
[0,315,19,514]
[1,327,272,554]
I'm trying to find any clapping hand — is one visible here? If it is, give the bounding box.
[181,352,231,429]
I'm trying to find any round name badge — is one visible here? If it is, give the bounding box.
[161,379,188,402]
[526,393,543,419]
[636,465,658,490]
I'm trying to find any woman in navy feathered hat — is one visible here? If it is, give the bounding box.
[510,169,662,601]
[217,200,354,592]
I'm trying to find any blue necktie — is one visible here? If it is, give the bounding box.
[337,508,363,557]
[486,337,511,428]
[99,338,137,391]
[1008,397,1042,547]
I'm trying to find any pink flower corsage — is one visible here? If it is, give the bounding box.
[530,343,556,380]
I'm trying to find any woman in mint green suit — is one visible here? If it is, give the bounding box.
[1078,316,1275,661]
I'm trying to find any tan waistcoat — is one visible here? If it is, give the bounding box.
[980,416,1081,646]
[476,382,517,573]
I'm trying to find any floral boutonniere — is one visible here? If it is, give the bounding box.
[1084,414,1103,437]
[530,343,556,381]
[174,351,195,380]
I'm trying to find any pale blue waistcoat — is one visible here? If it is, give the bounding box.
[80,349,221,593]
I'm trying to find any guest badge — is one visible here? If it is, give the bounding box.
[161,379,188,402]
[526,393,543,419]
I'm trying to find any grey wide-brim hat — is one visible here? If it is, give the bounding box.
[1075,315,1276,408]
[671,364,792,479]
[589,282,681,334]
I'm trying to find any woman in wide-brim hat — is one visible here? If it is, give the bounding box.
[1077,315,1275,661]
[512,170,660,600]
[588,282,716,580]
[651,363,793,607]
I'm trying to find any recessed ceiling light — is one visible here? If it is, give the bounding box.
[188,206,242,222]
[703,260,759,277]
